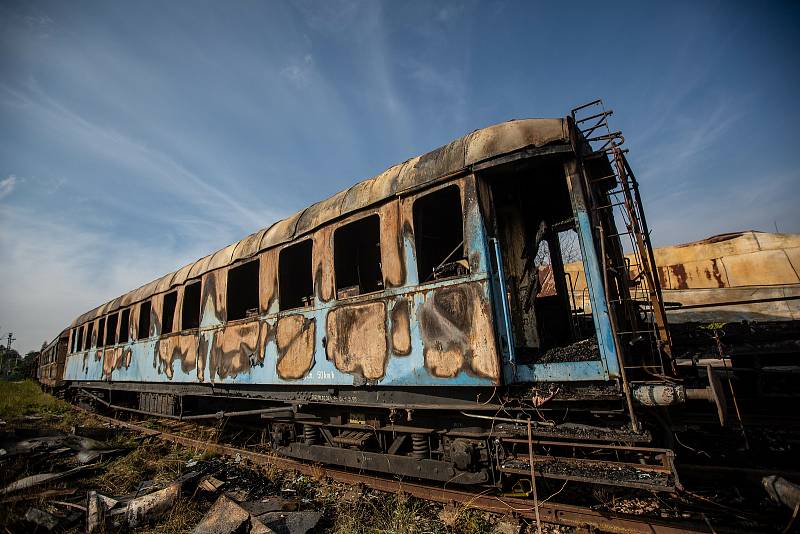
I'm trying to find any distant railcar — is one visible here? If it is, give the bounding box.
[41,101,799,491]
[37,330,69,389]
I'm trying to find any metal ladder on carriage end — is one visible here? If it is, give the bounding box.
[569,100,674,380]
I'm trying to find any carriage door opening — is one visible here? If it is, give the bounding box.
[487,159,599,365]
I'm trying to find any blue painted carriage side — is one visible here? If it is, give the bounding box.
[63,187,500,388]
[64,276,498,387]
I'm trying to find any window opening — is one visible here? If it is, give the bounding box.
[162,291,178,334]
[227,259,260,321]
[97,317,106,348]
[182,281,201,330]
[105,313,118,346]
[76,328,84,353]
[412,185,467,282]
[138,300,151,340]
[334,215,383,298]
[279,240,313,310]
[119,308,130,344]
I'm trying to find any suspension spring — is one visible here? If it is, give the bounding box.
[411,433,429,459]
[302,424,319,445]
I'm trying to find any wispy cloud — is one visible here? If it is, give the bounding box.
[0,175,17,200]
[281,54,315,88]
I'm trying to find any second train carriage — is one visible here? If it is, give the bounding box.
[46,101,741,490]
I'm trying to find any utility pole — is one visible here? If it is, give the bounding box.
[2,332,15,377]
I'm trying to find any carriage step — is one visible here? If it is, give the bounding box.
[332,430,373,447]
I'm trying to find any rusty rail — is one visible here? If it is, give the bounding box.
[79,408,733,533]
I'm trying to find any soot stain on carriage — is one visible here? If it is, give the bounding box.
[418,283,491,378]
[326,302,387,380]
[276,315,316,380]
[314,265,325,303]
[211,321,261,380]
[390,298,411,356]
[155,335,199,379]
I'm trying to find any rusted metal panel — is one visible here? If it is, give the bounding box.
[390,298,411,356]
[326,301,388,380]
[405,137,467,186]
[207,243,238,273]
[465,119,568,166]
[170,263,194,289]
[275,314,316,379]
[260,211,304,250]
[231,229,267,264]
[259,249,279,314]
[187,253,214,280]
[313,227,335,303]
[295,188,349,236]
[200,270,224,327]
[150,293,163,338]
[340,178,379,214]
[723,249,799,286]
[561,231,800,320]
[379,202,405,288]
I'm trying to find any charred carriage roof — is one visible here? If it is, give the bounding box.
[70,118,570,327]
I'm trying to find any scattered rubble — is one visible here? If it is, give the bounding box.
[763,475,800,511]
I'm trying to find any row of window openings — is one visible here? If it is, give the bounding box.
[70,186,465,353]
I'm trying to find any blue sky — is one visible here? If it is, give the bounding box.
[1,1,798,353]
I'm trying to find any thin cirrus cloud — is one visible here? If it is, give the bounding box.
[1,0,799,353]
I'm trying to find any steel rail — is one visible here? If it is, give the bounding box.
[78,408,732,533]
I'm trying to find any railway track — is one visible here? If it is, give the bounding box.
[79,408,759,534]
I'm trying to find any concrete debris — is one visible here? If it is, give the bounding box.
[240,496,299,515]
[193,494,274,534]
[86,491,106,534]
[24,507,60,531]
[115,472,198,528]
[199,475,226,493]
[763,475,800,511]
[226,489,251,502]
[257,511,322,534]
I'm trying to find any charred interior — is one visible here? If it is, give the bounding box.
[226,259,260,320]
[278,240,313,310]
[485,157,595,364]
[412,185,467,282]
[334,214,383,297]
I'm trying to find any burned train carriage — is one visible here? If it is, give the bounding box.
[52,106,696,490]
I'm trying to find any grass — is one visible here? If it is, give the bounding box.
[0,379,72,419]
[94,441,194,495]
